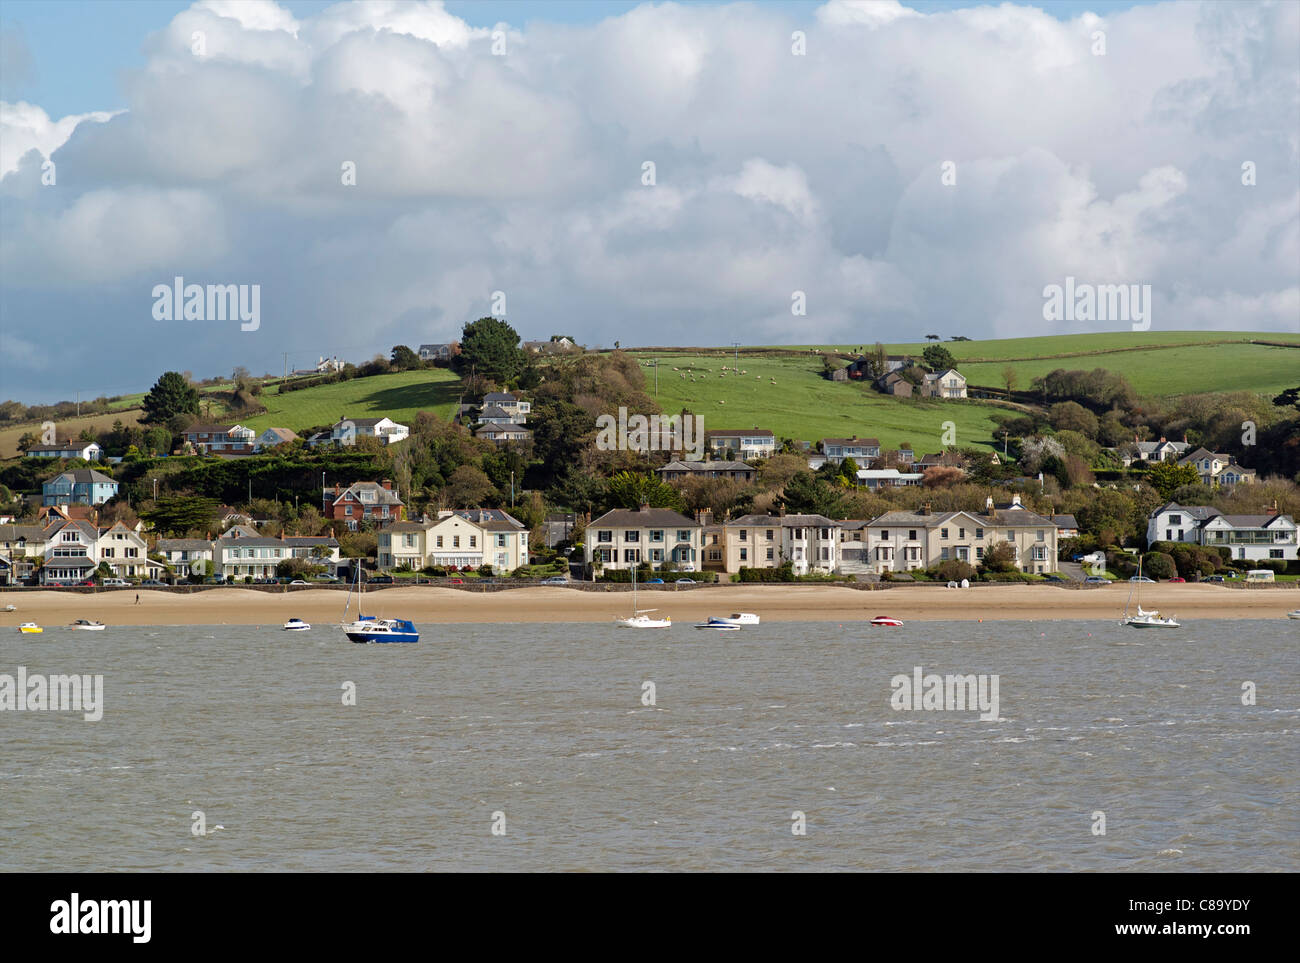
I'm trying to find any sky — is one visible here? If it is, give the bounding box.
[1,0,1297,403]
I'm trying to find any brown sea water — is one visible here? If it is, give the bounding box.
[2,619,1296,871]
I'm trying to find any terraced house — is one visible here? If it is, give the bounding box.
[0,518,162,585]
[720,514,844,575]
[214,527,341,580]
[864,496,1059,575]
[585,506,701,573]
[377,510,529,573]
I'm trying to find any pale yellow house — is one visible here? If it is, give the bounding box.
[378,510,529,573]
[864,495,1058,575]
[717,513,843,575]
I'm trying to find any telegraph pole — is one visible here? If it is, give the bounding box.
[731,341,740,372]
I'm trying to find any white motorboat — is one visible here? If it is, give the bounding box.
[871,616,904,627]
[1121,559,1179,628]
[1286,610,1300,620]
[613,565,671,628]
[721,612,760,625]
[694,618,741,630]
[17,622,42,634]
[339,569,418,643]
[283,618,311,631]
[70,619,106,631]
[2,604,15,612]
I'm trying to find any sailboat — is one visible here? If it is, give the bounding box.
[1121,559,1179,628]
[340,565,419,643]
[614,564,670,628]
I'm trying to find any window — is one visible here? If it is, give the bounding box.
[820,547,829,561]
[976,547,984,559]
[469,536,477,548]
[975,528,983,539]
[597,530,612,543]
[1270,549,1284,559]
[436,536,443,548]
[677,530,690,542]
[345,506,353,516]
[766,548,774,560]
[623,549,639,563]
[497,534,506,547]
[940,548,949,560]
[766,529,774,540]
[739,548,748,561]
[453,536,460,548]
[908,529,917,540]
[625,531,640,542]
[940,528,949,539]
[102,548,114,558]
[880,530,889,539]
[739,530,747,541]
[958,528,966,539]
[1036,530,1045,542]
[651,549,663,562]
[650,530,664,542]
[1169,514,1182,525]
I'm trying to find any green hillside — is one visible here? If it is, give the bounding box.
[237,369,463,433]
[633,351,1007,453]
[759,332,1298,397]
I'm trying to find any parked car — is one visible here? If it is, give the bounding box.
[1129,576,1155,582]
[1084,576,1109,584]
[448,578,464,585]
[102,578,130,587]
[312,575,340,583]
[540,576,568,585]
[1042,574,1065,582]
[1169,576,1186,583]
[140,579,169,586]
[644,578,664,584]
[289,580,309,586]
[1206,575,1225,582]
[675,578,697,584]
[74,580,95,587]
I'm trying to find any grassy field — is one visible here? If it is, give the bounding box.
[751,332,1300,397]
[237,368,463,434]
[0,409,146,460]
[634,351,1007,452]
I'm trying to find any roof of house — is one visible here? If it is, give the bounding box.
[24,440,98,452]
[0,523,48,542]
[453,509,526,531]
[1052,514,1080,528]
[383,521,429,533]
[332,417,395,429]
[327,482,404,506]
[484,392,518,403]
[659,460,754,472]
[46,469,117,485]
[478,406,515,419]
[1178,447,1229,464]
[258,427,298,442]
[589,507,700,529]
[725,513,842,528]
[1152,502,1222,521]
[157,538,215,551]
[923,368,963,381]
[1209,513,1292,528]
[822,436,881,448]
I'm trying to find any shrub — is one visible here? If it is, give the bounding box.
[738,563,796,583]
[929,559,976,582]
[1140,551,1177,580]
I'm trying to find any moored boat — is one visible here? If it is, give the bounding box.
[1121,559,1179,628]
[340,568,418,643]
[17,622,42,634]
[722,612,760,625]
[70,620,105,631]
[694,617,741,630]
[1287,610,1300,620]
[870,616,903,627]
[283,618,311,631]
[613,565,671,628]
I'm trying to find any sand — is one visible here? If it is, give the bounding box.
[1,583,1296,627]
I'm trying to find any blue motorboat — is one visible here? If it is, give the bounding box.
[339,568,419,643]
[342,615,420,644]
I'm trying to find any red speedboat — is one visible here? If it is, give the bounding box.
[870,616,903,627]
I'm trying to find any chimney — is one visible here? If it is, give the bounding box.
[639,503,650,513]
[921,502,931,516]
[1159,436,1166,443]
[1011,493,1022,507]
[381,479,392,490]
[985,496,994,513]
[1267,500,1279,517]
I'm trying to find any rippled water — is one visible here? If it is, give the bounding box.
[2,619,1296,871]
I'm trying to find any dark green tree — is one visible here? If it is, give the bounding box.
[390,345,421,370]
[1147,462,1202,500]
[457,317,527,384]
[777,471,845,517]
[142,371,200,424]
[921,344,957,371]
[140,495,220,535]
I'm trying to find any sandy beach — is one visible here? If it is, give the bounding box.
[1,583,1296,626]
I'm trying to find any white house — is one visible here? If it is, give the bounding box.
[921,368,968,399]
[704,429,777,460]
[314,416,410,447]
[1177,448,1257,487]
[586,507,702,573]
[1146,502,1296,562]
[24,440,103,461]
[821,436,881,465]
[855,468,924,490]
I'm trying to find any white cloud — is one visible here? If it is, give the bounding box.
[0,101,121,178]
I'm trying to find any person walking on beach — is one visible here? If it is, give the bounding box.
[135,593,140,605]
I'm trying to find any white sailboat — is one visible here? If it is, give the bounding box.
[614,564,670,628]
[1121,559,1179,628]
